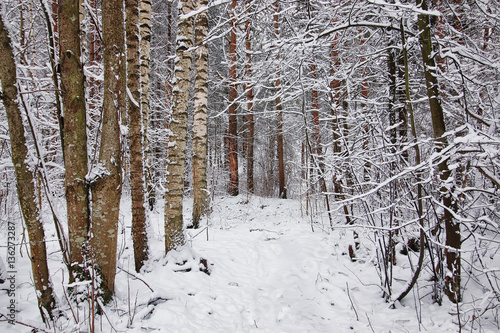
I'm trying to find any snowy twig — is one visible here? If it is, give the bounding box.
[117,266,154,292]
[96,298,118,332]
[0,312,50,332]
[61,271,78,323]
[366,313,375,333]
[346,282,359,321]
[190,226,209,240]
[476,166,500,188]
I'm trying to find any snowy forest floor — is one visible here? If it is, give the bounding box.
[1,194,493,332]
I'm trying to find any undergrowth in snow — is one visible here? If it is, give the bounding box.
[0,195,496,332]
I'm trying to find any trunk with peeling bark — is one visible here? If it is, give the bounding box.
[0,15,56,321]
[91,0,125,302]
[192,0,209,229]
[165,0,193,253]
[126,0,149,272]
[58,0,91,281]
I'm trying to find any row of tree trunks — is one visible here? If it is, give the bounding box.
[0,15,56,321]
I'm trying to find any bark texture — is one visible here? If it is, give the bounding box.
[140,0,154,209]
[91,0,125,301]
[0,15,56,321]
[192,0,209,229]
[165,0,194,253]
[58,0,91,279]
[227,0,239,196]
[273,0,286,199]
[245,0,255,194]
[126,0,149,272]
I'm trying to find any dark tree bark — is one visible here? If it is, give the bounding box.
[126,0,149,272]
[227,0,239,196]
[58,0,91,280]
[417,0,460,303]
[91,0,125,302]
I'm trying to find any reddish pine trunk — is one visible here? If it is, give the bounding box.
[245,0,255,194]
[228,0,239,196]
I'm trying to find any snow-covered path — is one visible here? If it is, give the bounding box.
[121,196,459,332]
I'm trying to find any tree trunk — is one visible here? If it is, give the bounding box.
[310,61,325,191]
[227,0,239,196]
[91,0,125,302]
[165,0,194,253]
[126,0,149,272]
[273,0,286,199]
[245,0,255,194]
[164,0,175,185]
[0,15,56,321]
[58,0,91,281]
[140,0,154,210]
[359,37,371,183]
[417,0,460,303]
[192,0,209,228]
[329,27,352,225]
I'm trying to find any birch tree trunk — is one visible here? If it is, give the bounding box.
[91,0,125,301]
[227,0,239,196]
[140,0,154,209]
[58,0,91,280]
[192,0,209,229]
[0,15,56,321]
[165,0,193,253]
[126,0,149,272]
[417,0,460,303]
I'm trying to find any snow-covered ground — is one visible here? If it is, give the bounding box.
[0,195,489,332]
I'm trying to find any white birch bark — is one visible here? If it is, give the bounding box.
[192,0,209,228]
[165,0,194,253]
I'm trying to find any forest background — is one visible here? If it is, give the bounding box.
[0,0,499,331]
